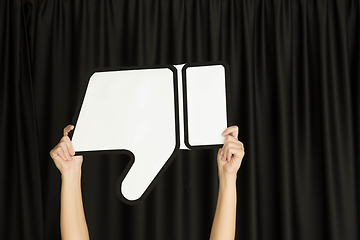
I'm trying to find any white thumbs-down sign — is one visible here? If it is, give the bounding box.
[71,63,230,204]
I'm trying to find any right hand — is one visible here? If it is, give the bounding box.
[50,125,83,177]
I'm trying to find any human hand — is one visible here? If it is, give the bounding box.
[50,125,83,178]
[217,126,245,180]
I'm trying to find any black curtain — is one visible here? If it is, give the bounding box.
[1,0,359,239]
[1,0,43,239]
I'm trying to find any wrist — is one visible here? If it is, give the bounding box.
[218,172,237,188]
[61,169,82,182]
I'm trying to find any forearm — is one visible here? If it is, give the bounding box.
[60,172,89,240]
[210,175,237,240]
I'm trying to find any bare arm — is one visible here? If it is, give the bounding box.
[210,126,245,240]
[50,125,90,240]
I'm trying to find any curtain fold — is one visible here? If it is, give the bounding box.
[0,0,43,240]
[1,0,359,239]
[0,2,21,239]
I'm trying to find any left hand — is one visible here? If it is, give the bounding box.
[217,126,245,179]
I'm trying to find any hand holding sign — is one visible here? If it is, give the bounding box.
[50,125,83,178]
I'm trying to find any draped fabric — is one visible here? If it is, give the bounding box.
[1,1,43,239]
[1,0,359,239]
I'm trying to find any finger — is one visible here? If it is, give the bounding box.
[218,148,222,157]
[63,125,74,137]
[52,146,68,161]
[227,138,244,149]
[59,140,72,160]
[222,126,239,139]
[58,147,69,161]
[222,144,228,161]
[221,141,229,160]
[226,147,234,162]
[224,135,242,145]
[218,148,226,162]
[222,139,243,159]
[61,135,75,156]
[226,146,245,162]
[223,140,244,160]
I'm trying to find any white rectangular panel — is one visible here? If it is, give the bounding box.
[184,64,228,147]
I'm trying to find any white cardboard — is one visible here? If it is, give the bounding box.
[71,63,228,203]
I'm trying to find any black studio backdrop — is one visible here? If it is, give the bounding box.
[1,0,359,240]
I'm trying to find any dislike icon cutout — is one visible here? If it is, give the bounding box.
[71,63,230,204]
